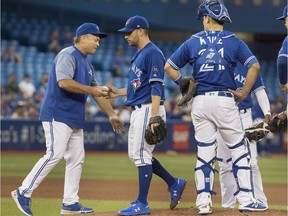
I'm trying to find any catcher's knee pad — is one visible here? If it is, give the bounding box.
[195,140,217,195]
[229,139,253,196]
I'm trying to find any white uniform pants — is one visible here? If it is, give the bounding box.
[192,95,255,207]
[217,108,267,207]
[19,120,85,204]
[128,104,166,166]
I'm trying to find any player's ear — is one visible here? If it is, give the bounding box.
[138,28,146,36]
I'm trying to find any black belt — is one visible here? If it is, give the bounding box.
[131,101,164,111]
[196,91,233,98]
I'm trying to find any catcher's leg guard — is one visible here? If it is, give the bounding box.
[229,138,256,204]
[195,140,217,207]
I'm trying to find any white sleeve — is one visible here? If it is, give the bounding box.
[255,88,271,116]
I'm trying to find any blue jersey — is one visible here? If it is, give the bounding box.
[125,42,165,106]
[167,30,258,94]
[39,46,97,128]
[277,36,287,85]
[234,62,265,110]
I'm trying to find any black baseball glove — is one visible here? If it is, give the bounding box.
[268,111,287,133]
[145,116,166,145]
[245,121,270,142]
[177,76,197,106]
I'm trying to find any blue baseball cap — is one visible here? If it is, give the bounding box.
[76,23,107,38]
[118,15,149,33]
[277,6,288,20]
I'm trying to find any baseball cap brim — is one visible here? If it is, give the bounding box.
[277,16,286,20]
[118,28,135,33]
[96,33,107,38]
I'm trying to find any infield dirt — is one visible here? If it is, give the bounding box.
[2,177,287,215]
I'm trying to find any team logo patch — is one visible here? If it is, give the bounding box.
[131,78,141,91]
[152,66,159,73]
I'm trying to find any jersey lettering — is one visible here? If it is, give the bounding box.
[200,64,214,72]
[199,37,223,45]
[199,47,226,72]
[198,49,206,55]
[218,48,224,58]
[131,63,142,77]
[234,73,246,85]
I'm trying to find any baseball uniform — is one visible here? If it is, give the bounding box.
[217,62,270,208]
[117,16,186,216]
[165,0,267,213]
[11,23,112,216]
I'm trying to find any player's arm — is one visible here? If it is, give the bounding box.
[241,62,260,96]
[277,38,288,94]
[92,95,124,133]
[107,87,127,98]
[56,51,109,97]
[164,62,182,85]
[254,88,271,123]
[229,62,260,102]
[150,81,163,133]
[58,79,109,97]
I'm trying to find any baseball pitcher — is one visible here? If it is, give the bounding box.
[217,61,270,208]
[108,15,187,216]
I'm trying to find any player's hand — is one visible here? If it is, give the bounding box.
[109,115,124,134]
[263,114,271,124]
[91,86,110,97]
[106,86,120,99]
[228,88,248,104]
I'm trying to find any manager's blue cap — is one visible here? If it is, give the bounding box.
[277,6,287,20]
[118,15,149,33]
[76,23,107,38]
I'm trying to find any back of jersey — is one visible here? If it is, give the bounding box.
[193,31,236,93]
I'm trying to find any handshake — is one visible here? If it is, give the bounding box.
[92,85,122,98]
[245,111,287,142]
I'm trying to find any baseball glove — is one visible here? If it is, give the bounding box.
[145,116,166,145]
[268,111,287,133]
[245,121,270,142]
[177,76,197,106]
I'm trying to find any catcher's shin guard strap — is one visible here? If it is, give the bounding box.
[232,153,252,196]
[228,140,244,149]
[195,156,217,195]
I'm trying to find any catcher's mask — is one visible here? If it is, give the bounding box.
[197,0,232,23]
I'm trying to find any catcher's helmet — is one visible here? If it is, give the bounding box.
[197,0,232,23]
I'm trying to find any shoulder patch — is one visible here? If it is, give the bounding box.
[152,66,159,73]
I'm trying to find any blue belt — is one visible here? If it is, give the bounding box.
[196,91,233,98]
[131,101,164,111]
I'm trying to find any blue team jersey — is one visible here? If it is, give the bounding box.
[125,42,165,106]
[234,62,265,110]
[167,30,258,94]
[277,36,287,85]
[39,46,97,129]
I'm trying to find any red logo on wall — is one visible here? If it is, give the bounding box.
[172,124,190,150]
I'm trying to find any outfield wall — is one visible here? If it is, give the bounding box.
[1,120,286,153]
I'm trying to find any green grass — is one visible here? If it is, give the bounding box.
[3,152,286,183]
[1,152,287,215]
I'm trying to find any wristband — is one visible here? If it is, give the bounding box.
[174,74,183,86]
